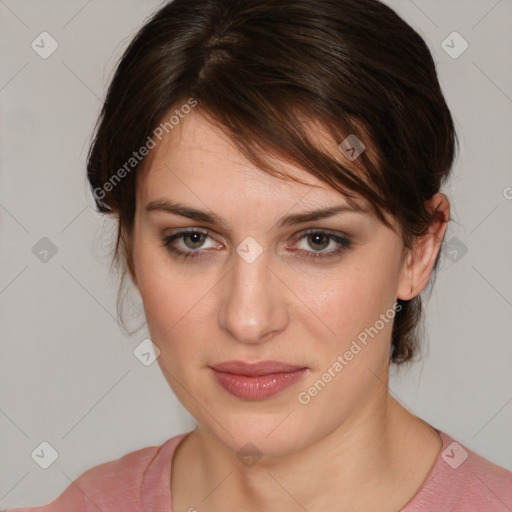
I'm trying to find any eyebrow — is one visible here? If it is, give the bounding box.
[144,199,367,228]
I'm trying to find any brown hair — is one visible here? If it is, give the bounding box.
[87,0,456,364]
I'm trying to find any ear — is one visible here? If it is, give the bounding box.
[397,193,450,300]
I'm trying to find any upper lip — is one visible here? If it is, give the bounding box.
[210,360,306,376]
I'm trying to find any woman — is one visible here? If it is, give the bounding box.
[7,0,511,510]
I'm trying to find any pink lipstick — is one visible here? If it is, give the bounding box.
[210,360,308,400]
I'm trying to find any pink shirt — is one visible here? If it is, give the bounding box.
[5,428,512,511]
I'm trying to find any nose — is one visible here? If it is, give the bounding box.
[217,245,290,344]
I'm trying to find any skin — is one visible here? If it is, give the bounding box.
[129,110,450,512]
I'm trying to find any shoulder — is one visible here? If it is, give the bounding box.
[6,433,190,512]
[457,442,512,506]
[403,429,512,512]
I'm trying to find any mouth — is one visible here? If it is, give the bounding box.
[209,360,309,400]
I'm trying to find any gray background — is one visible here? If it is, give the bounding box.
[1,0,511,508]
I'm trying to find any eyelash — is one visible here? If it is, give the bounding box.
[161,228,351,261]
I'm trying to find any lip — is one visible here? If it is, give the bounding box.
[211,360,305,376]
[210,360,308,400]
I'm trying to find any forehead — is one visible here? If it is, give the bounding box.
[136,111,369,213]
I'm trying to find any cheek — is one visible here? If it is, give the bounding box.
[291,253,400,344]
[137,266,197,341]
[133,241,183,339]
[133,243,218,361]
[133,224,403,359]
[293,252,402,424]
[289,244,404,394]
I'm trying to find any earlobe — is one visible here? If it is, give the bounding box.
[397,249,415,301]
[397,193,450,301]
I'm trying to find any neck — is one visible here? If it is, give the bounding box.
[180,382,441,511]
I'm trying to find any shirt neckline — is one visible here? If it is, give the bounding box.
[398,427,451,511]
[144,427,451,512]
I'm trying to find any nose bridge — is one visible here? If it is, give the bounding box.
[218,242,289,344]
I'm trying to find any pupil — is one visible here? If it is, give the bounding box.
[187,233,204,248]
[310,233,328,250]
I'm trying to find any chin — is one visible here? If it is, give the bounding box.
[201,409,314,460]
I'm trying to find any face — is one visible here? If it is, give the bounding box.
[131,111,411,457]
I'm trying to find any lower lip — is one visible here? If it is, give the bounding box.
[211,368,307,400]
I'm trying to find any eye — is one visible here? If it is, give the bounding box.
[290,229,351,259]
[161,228,351,262]
[161,229,220,260]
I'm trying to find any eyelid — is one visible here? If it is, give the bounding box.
[291,227,351,241]
[162,226,352,262]
[163,227,221,248]
[287,228,351,253]
[162,227,349,245]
